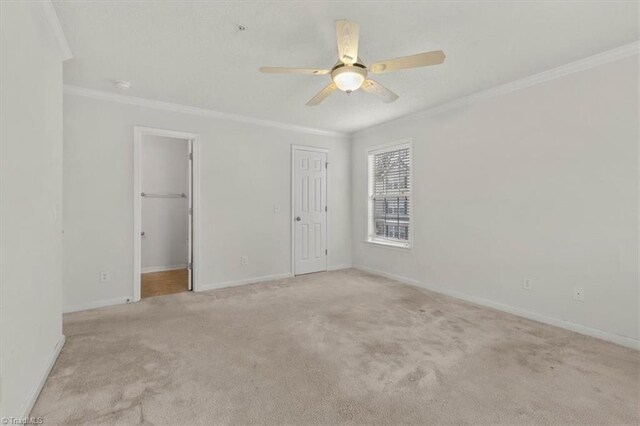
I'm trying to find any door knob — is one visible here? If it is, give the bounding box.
[295,216,301,221]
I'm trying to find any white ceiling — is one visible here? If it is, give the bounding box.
[54,1,639,133]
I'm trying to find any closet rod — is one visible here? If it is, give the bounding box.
[141,192,187,198]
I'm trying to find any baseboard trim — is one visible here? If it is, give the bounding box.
[197,272,294,292]
[141,264,187,274]
[63,270,302,311]
[21,334,65,417]
[63,297,132,314]
[328,264,352,271]
[354,265,639,350]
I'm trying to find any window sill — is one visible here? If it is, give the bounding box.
[364,239,412,251]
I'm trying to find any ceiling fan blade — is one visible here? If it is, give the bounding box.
[306,83,337,106]
[335,20,359,65]
[361,79,399,103]
[259,67,330,75]
[370,50,446,74]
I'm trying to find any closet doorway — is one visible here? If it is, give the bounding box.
[133,127,199,301]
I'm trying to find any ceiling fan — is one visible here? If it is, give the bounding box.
[259,20,446,106]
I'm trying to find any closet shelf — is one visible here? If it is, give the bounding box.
[141,192,186,198]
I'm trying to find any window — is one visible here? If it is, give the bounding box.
[367,141,412,248]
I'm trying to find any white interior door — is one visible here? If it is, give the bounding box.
[293,148,327,275]
[187,139,193,290]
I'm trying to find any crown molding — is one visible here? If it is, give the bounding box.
[63,85,349,138]
[41,0,73,61]
[355,41,640,134]
[64,42,637,138]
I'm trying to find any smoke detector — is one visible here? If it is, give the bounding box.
[113,80,131,91]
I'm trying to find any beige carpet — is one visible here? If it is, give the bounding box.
[32,269,638,425]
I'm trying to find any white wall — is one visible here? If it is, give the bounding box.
[0,2,65,418]
[351,56,639,345]
[141,135,189,272]
[63,95,351,311]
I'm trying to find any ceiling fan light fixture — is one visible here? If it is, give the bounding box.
[259,20,445,105]
[331,66,367,92]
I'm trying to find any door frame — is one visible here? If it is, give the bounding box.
[133,126,201,301]
[290,145,329,276]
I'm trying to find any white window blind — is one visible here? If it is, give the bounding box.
[367,142,411,247]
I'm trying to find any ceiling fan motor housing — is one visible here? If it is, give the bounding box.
[331,63,367,93]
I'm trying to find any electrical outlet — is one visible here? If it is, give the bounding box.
[273,204,280,213]
[522,277,533,290]
[99,271,110,282]
[573,286,585,302]
[241,256,248,266]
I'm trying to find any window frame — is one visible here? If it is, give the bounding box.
[366,139,413,250]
